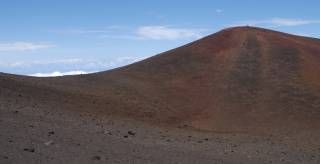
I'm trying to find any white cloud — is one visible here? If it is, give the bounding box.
[269,18,320,26]
[0,57,145,68]
[26,56,147,77]
[293,33,310,37]
[232,18,320,27]
[50,29,109,35]
[216,9,223,13]
[0,42,56,52]
[50,25,209,41]
[30,70,89,77]
[49,26,125,35]
[100,34,145,40]
[0,59,82,68]
[0,56,147,75]
[136,26,206,40]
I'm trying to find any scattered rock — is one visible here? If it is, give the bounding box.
[91,156,101,160]
[231,144,238,147]
[281,151,287,155]
[311,154,315,159]
[48,131,55,136]
[14,110,19,114]
[8,140,13,143]
[178,124,189,128]
[123,135,128,138]
[104,130,112,135]
[128,131,135,136]
[44,140,54,146]
[23,148,35,153]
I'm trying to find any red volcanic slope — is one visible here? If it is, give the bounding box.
[1,26,320,131]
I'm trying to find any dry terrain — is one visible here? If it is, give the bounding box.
[1,26,320,163]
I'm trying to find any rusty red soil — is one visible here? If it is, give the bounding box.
[1,26,320,132]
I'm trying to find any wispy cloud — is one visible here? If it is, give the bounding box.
[49,26,124,35]
[136,26,206,40]
[99,34,145,40]
[1,57,145,68]
[30,70,89,77]
[268,18,320,26]
[232,18,320,27]
[50,29,109,35]
[0,56,147,75]
[30,56,155,76]
[216,9,223,13]
[292,32,320,38]
[1,59,83,68]
[0,42,56,52]
[51,25,208,41]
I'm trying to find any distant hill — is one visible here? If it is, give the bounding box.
[1,26,320,132]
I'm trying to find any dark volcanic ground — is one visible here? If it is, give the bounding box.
[1,27,320,163]
[1,102,319,164]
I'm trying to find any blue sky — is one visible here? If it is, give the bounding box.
[1,0,320,76]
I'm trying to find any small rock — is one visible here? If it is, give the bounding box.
[231,144,238,147]
[44,141,54,146]
[48,131,55,136]
[104,131,112,135]
[281,151,287,155]
[128,131,135,136]
[92,156,101,160]
[123,135,128,138]
[3,156,8,159]
[14,111,19,114]
[23,148,35,153]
